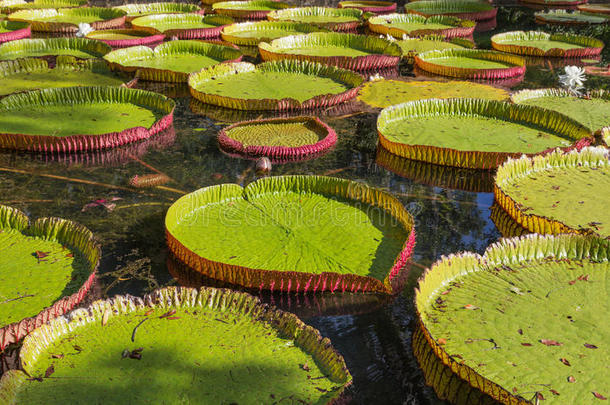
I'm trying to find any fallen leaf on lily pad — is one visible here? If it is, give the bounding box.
[560,358,571,366]
[463,304,479,310]
[550,389,560,396]
[584,343,598,349]
[568,376,576,383]
[437,338,447,345]
[593,392,607,400]
[540,339,563,346]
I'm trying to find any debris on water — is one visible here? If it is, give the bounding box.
[255,157,272,176]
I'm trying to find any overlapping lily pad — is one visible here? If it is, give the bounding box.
[268,7,364,32]
[130,14,233,40]
[85,28,164,48]
[404,0,497,22]
[415,49,526,80]
[416,233,609,404]
[0,57,133,97]
[166,175,415,294]
[367,13,475,39]
[104,40,242,82]
[577,4,610,15]
[491,31,603,58]
[8,7,126,32]
[213,0,290,20]
[259,32,401,70]
[113,2,203,22]
[188,60,364,111]
[494,147,609,238]
[0,86,175,152]
[535,10,610,25]
[0,37,111,60]
[0,205,99,350]
[395,35,474,62]
[0,0,85,13]
[511,88,610,133]
[0,287,352,404]
[221,20,323,46]
[377,98,592,169]
[0,19,28,43]
[521,0,586,7]
[338,0,396,14]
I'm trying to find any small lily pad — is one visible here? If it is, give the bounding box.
[338,0,396,14]
[492,31,604,58]
[130,14,233,40]
[113,2,202,22]
[7,7,126,32]
[535,10,610,25]
[221,20,324,46]
[213,0,291,20]
[404,0,497,22]
[268,7,364,32]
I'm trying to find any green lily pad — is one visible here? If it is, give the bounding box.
[577,4,610,15]
[188,60,364,111]
[221,20,324,46]
[113,2,202,20]
[166,175,416,293]
[0,205,99,349]
[0,57,132,97]
[338,1,396,14]
[0,287,352,404]
[0,19,26,32]
[396,35,474,61]
[491,31,604,58]
[104,40,242,82]
[1,0,85,12]
[213,0,291,19]
[367,13,475,39]
[7,7,126,32]
[130,13,233,39]
[377,98,592,169]
[358,79,509,108]
[0,19,29,43]
[415,49,525,79]
[416,233,610,404]
[0,37,111,60]
[404,0,497,21]
[511,88,610,133]
[268,7,363,31]
[495,147,610,238]
[535,10,610,25]
[85,28,164,48]
[0,86,175,152]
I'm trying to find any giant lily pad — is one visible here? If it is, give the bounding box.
[130,14,233,40]
[491,31,603,58]
[0,0,85,13]
[218,116,336,160]
[395,35,474,62]
[268,7,364,32]
[0,37,111,60]
[213,0,290,20]
[0,86,175,152]
[166,175,416,294]
[188,60,364,111]
[258,32,401,70]
[404,0,497,22]
[367,13,475,39]
[521,0,586,7]
[415,233,610,403]
[8,7,125,32]
[0,19,28,43]
[494,147,610,238]
[0,287,352,404]
[377,98,593,169]
[221,20,323,46]
[339,0,396,14]
[85,28,165,48]
[535,10,610,25]
[0,205,99,350]
[113,2,202,22]
[415,49,526,80]
[577,4,610,15]
[104,40,242,82]
[511,88,610,133]
[0,56,133,97]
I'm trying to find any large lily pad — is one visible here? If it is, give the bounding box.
[0,37,111,60]
[104,40,242,83]
[221,20,323,46]
[339,0,396,14]
[404,0,497,22]
[494,147,610,238]
[0,0,85,12]
[0,205,99,350]
[535,10,610,25]
[415,233,610,403]
[166,175,416,294]
[259,32,401,70]
[85,28,165,48]
[395,35,474,62]
[7,7,126,32]
[267,7,364,32]
[511,88,610,133]
[358,79,508,108]
[367,13,475,39]
[213,0,290,20]
[415,49,526,80]
[377,98,593,169]
[113,2,202,22]
[130,14,233,40]
[0,56,132,97]
[577,4,610,15]
[0,19,28,43]
[491,31,604,58]
[0,287,352,404]
[521,0,586,6]
[0,86,175,152]
[188,60,364,111]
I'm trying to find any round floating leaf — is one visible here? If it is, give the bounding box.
[213,0,291,20]
[535,10,610,25]
[0,37,111,60]
[268,7,364,32]
[188,60,364,111]
[491,31,604,58]
[221,20,324,46]
[104,40,242,82]
[577,4,610,15]
[130,14,233,40]
[511,88,610,133]
[113,2,202,22]
[85,28,164,48]
[415,233,610,404]
[0,56,133,97]
[494,147,610,238]
[218,116,336,160]
[0,205,99,350]
[377,98,593,169]
[358,79,509,108]
[0,287,352,404]
[521,0,586,6]
[1,0,85,13]
[404,0,497,22]
[259,32,401,70]
[415,49,526,80]
[0,86,175,152]
[338,1,396,14]
[7,7,126,32]
[367,13,475,39]
[0,19,29,43]
[395,35,474,62]
[166,175,416,294]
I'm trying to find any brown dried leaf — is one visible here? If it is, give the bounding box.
[550,389,560,396]
[51,354,63,359]
[568,376,576,383]
[517,329,523,335]
[144,309,154,316]
[584,343,598,349]
[437,338,447,345]
[578,274,590,281]
[521,343,532,346]
[44,365,54,378]
[593,392,607,400]
[540,339,563,346]
[536,392,545,400]
[560,358,571,366]
[166,316,180,320]
[301,362,310,371]
[159,309,176,319]
[463,304,479,310]
[569,280,577,285]
[102,309,110,326]
[73,345,83,352]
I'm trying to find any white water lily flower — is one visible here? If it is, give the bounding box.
[558,65,586,95]
[369,73,384,82]
[76,23,94,38]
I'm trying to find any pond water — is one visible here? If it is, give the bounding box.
[0,1,608,404]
